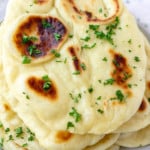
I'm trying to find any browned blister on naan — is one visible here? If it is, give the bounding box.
[12,15,68,64]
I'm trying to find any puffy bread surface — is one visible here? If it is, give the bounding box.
[0,23,103,150]
[2,0,147,134]
[114,34,150,133]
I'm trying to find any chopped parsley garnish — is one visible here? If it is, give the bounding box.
[22,35,37,44]
[22,143,28,147]
[115,90,124,102]
[128,49,132,53]
[69,107,82,123]
[5,128,10,133]
[123,72,132,81]
[99,8,103,13]
[102,57,108,62]
[128,84,132,88]
[134,56,140,62]
[80,63,86,70]
[88,86,94,93]
[97,96,102,100]
[68,34,73,38]
[81,43,96,50]
[72,70,80,75]
[54,33,61,41]
[67,122,75,130]
[28,45,41,56]
[128,39,132,44]
[15,127,23,137]
[51,49,61,58]
[22,56,31,64]
[42,20,52,28]
[89,17,120,45]
[26,128,35,142]
[97,109,104,114]
[0,122,3,128]
[0,138,4,148]
[42,75,52,91]
[104,78,115,85]
[89,25,100,31]
[80,36,90,42]
[8,135,14,141]
[69,92,82,103]
[22,92,30,100]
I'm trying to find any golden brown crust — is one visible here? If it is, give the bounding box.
[138,99,147,112]
[55,131,73,143]
[110,49,132,89]
[13,15,68,61]
[62,0,122,23]
[27,76,58,101]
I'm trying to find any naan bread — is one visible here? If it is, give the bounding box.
[0,22,103,150]
[114,33,150,133]
[0,95,45,150]
[85,134,119,150]
[117,125,150,148]
[107,144,120,150]
[2,0,147,135]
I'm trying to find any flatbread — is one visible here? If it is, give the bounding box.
[117,125,150,148]
[84,134,119,150]
[2,0,146,135]
[114,33,150,133]
[0,22,103,150]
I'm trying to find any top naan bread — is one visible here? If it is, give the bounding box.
[2,0,147,135]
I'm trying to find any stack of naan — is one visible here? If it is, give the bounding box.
[0,0,150,149]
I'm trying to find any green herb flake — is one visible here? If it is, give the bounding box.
[42,75,52,91]
[128,49,132,53]
[5,128,10,133]
[22,143,28,147]
[42,20,52,28]
[89,25,100,31]
[80,36,91,42]
[134,56,140,62]
[0,138,4,148]
[115,90,124,102]
[68,34,73,38]
[7,135,14,141]
[15,127,23,137]
[128,39,132,44]
[104,78,115,85]
[22,56,31,64]
[72,70,80,75]
[22,92,30,100]
[80,63,86,70]
[88,86,94,93]
[0,122,3,128]
[69,107,82,123]
[102,57,108,62]
[22,35,37,44]
[28,45,41,56]
[81,43,96,50]
[54,33,61,41]
[128,84,132,88]
[97,96,102,100]
[69,93,82,103]
[97,109,104,114]
[67,122,75,130]
[99,8,103,13]
[51,49,61,58]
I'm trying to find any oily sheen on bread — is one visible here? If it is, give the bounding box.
[0,0,150,150]
[2,0,147,135]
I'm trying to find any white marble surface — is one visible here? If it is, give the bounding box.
[0,0,150,150]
